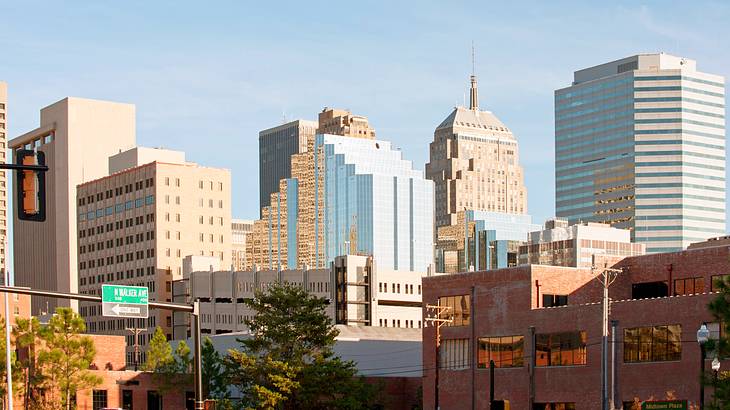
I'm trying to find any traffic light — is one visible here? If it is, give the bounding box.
[16,149,46,222]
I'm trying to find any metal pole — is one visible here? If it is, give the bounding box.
[4,268,13,410]
[193,300,203,410]
[489,359,495,406]
[602,282,609,410]
[611,320,619,410]
[435,323,440,410]
[471,286,475,410]
[701,343,706,410]
[528,326,535,410]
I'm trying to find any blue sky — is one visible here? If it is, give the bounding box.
[1,1,728,225]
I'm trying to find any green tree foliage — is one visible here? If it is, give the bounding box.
[224,282,378,409]
[707,276,730,408]
[0,317,22,401]
[37,307,102,410]
[144,326,192,392]
[202,337,228,400]
[13,316,46,409]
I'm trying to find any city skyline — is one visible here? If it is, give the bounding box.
[2,2,729,227]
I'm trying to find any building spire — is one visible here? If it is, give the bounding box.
[469,42,479,110]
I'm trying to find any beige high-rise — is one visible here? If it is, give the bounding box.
[10,97,136,314]
[231,219,253,271]
[76,147,231,364]
[0,83,8,275]
[426,75,528,228]
[246,108,376,270]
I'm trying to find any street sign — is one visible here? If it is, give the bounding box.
[102,284,149,318]
[641,401,687,410]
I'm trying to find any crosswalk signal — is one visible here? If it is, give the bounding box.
[16,149,46,222]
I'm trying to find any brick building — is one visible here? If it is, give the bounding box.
[422,243,730,409]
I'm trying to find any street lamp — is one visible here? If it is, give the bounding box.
[698,323,710,410]
[712,356,721,384]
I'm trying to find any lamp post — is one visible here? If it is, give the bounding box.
[698,323,710,410]
[713,356,721,384]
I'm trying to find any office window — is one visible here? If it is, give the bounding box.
[535,331,587,366]
[439,338,470,370]
[478,335,524,368]
[92,390,108,410]
[624,325,681,363]
[674,277,705,296]
[632,281,668,300]
[535,403,576,410]
[437,294,471,326]
[543,294,568,307]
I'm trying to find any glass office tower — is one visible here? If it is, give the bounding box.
[555,53,725,253]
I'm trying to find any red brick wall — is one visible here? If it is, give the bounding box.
[422,247,730,409]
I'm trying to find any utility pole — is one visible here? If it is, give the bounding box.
[125,327,146,371]
[3,267,12,410]
[593,261,622,410]
[425,302,452,410]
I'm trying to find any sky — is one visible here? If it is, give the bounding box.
[1,1,729,226]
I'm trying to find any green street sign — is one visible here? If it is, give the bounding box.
[102,285,149,318]
[641,401,687,410]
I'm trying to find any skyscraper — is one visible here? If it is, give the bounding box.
[259,119,317,215]
[555,53,726,253]
[231,219,253,271]
[77,147,231,363]
[0,82,8,274]
[246,108,434,272]
[426,74,528,228]
[11,97,136,314]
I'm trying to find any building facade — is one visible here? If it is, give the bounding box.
[11,97,136,314]
[247,109,434,273]
[259,119,317,214]
[519,219,645,268]
[422,243,730,409]
[555,53,726,253]
[436,210,539,273]
[0,290,30,327]
[76,147,231,364]
[172,255,427,339]
[0,82,7,273]
[231,219,253,271]
[426,75,528,228]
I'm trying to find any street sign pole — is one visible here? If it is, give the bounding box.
[0,285,203,406]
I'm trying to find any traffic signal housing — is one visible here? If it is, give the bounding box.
[16,149,46,222]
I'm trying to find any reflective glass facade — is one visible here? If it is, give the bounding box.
[556,54,726,253]
[319,134,434,272]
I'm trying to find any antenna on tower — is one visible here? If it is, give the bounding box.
[469,41,479,110]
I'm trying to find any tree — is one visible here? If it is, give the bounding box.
[13,316,46,410]
[707,276,730,408]
[202,337,228,400]
[37,308,102,410]
[224,282,378,409]
[144,327,192,393]
[0,317,22,406]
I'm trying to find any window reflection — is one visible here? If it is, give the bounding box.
[478,335,524,368]
[623,324,681,363]
[535,331,587,366]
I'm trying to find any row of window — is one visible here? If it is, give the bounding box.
[80,216,154,240]
[80,231,155,254]
[80,266,156,285]
[79,248,155,270]
[378,318,421,328]
[79,195,154,221]
[378,282,421,295]
[442,324,684,370]
[80,178,155,207]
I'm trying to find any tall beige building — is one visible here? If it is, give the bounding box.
[231,219,253,271]
[426,75,528,227]
[76,147,231,363]
[11,98,136,314]
[317,107,376,138]
[0,82,8,274]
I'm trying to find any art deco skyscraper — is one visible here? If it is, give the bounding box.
[426,75,528,228]
[555,53,725,253]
